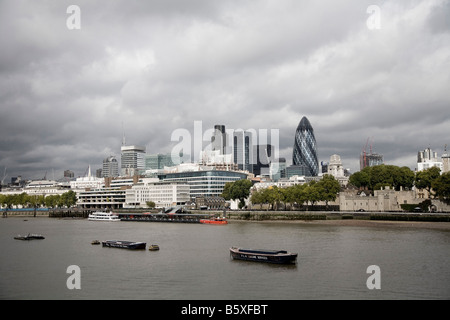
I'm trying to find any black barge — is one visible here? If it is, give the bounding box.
[14,234,45,240]
[102,240,146,250]
[230,247,297,264]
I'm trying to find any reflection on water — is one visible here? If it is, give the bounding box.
[0,218,449,299]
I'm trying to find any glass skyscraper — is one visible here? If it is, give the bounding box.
[292,116,319,176]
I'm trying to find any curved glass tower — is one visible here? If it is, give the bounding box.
[292,116,319,176]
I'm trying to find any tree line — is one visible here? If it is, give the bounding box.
[350,165,450,202]
[0,190,78,210]
[221,164,450,211]
[222,174,341,210]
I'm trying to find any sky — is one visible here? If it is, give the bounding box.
[1,0,449,181]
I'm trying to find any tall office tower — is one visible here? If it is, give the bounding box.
[211,125,227,154]
[292,116,319,176]
[253,144,273,176]
[233,130,254,172]
[103,156,119,178]
[121,145,146,176]
[442,145,450,173]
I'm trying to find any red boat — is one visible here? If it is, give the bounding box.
[199,217,228,225]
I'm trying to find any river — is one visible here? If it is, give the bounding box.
[1,217,449,300]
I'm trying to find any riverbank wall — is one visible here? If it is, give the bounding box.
[193,210,450,222]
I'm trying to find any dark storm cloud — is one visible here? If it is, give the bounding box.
[0,0,449,180]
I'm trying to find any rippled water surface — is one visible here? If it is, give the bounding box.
[1,217,449,299]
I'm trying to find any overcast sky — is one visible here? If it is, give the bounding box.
[1,0,449,181]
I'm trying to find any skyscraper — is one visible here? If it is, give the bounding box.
[103,156,119,177]
[121,145,146,176]
[292,116,319,176]
[233,130,254,172]
[211,125,226,155]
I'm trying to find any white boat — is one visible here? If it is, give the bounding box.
[88,211,121,222]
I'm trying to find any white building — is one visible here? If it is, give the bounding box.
[124,181,190,208]
[327,154,349,186]
[417,147,443,172]
[69,166,104,191]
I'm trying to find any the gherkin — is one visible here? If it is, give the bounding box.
[292,116,319,176]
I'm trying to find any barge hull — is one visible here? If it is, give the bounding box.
[230,247,297,264]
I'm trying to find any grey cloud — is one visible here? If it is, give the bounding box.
[0,0,449,180]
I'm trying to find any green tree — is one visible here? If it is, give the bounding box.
[415,167,441,198]
[304,181,321,209]
[350,165,415,191]
[349,170,370,189]
[61,190,77,207]
[316,174,341,208]
[221,179,253,209]
[45,194,61,208]
[146,201,156,208]
[432,172,450,203]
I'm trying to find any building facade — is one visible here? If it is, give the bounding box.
[102,156,119,178]
[417,147,443,172]
[292,116,319,176]
[145,153,175,170]
[327,154,349,186]
[125,181,190,208]
[233,130,254,172]
[158,169,249,198]
[121,145,146,176]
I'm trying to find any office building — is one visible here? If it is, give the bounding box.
[145,153,175,170]
[211,125,227,155]
[292,116,319,176]
[121,145,146,176]
[125,181,190,208]
[233,130,254,172]
[158,167,248,198]
[270,157,286,181]
[253,144,273,176]
[103,156,119,178]
[417,147,443,172]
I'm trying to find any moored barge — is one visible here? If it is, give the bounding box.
[102,240,146,250]
[14,234,45,240]
[230,247,297,264]
[200,217,228,225]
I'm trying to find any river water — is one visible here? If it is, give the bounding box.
[1,217,449,300]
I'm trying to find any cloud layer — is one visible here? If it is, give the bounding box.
[1,0,449,180]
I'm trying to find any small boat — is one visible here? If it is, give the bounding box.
[14,233,45,240]
[88,211,121,222]
[91,240,100,245]
[200,217,228,225]
[102,240,146,250]
[230,247,297,264]
[148,244,160,251]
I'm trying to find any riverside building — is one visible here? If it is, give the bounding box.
[124,180,190,208]
[157,164,249,198]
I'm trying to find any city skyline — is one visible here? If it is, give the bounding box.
[1,1,450,180]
